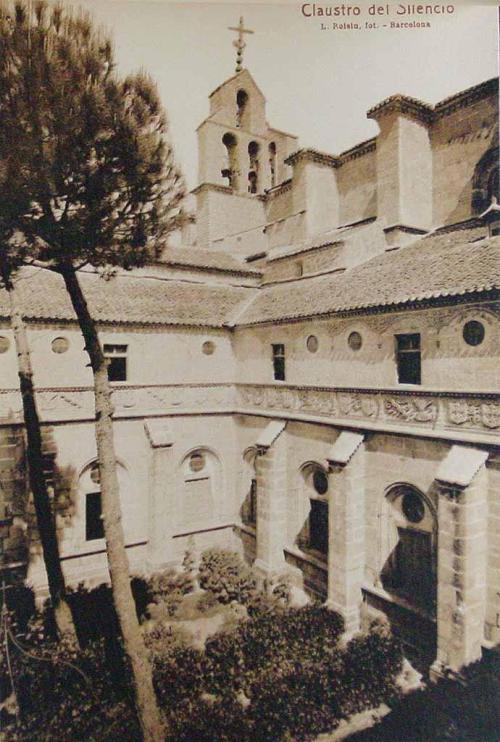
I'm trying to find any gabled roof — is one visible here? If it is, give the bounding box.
[0,268,255,328]
[208,68,266,102]
[239,227,500,325]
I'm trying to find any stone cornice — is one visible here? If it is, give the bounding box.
[367,94,434,124]
[338,138,377,164]
[191,182,266,202]
[285,148,340,168]
[434,78,498,118]
[265,179,292,197]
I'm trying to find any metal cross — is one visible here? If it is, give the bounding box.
[228,17,254,73]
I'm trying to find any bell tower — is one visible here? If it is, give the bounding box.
[193,19,297,254]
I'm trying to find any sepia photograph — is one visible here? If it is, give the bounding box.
[0,0,499,739]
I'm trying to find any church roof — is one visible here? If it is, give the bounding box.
[238,227,500,325]
[0,267,254,328]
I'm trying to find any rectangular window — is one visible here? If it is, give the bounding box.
[309,499,328,556]
[85,492,104,541]
[395,334,421,385]
[272,343,286,381]
[103,344,127,382]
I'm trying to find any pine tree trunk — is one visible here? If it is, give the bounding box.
[0,257,76,641]
[58,266,165,742]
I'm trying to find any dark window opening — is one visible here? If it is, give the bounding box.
[248,171,258,194]
[313,469,328,496]
[247,479,257,525]
[248,141,260,194]
[269,142,277,187]
[383,527,435,613]
[104,344,127,382]
[309,499,328,556]
[463,320,485,347]
[272,343,285,381]
[236,89,249,128]
[396,333,421,385]
[222,132,238,189]
[86,491,104,541]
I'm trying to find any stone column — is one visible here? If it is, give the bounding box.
[144,419,176,571]
[253,423,287,575]
[327,433,366,635]
[432,467,488,676]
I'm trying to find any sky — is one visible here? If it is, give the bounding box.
[61,1,498,190]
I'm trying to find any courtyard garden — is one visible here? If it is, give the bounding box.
[1,548,404,741]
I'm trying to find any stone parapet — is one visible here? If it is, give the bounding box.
[1,383,499,444]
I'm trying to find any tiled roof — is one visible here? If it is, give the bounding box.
[1,228,497,330]
[160,247,261,275]
[0,268,254,328]
[239,228,500,325]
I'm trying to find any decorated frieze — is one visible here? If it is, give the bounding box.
[0,383,498,440]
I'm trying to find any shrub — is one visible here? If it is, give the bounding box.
[1,627,140,742]
[147,567,195,617]
[198,548,257,605]
[338,620,402,717]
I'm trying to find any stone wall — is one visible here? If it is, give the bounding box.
[0,323,236,390]
[234,301,500,391]
[337,150,377,226]
[431,91,498,227]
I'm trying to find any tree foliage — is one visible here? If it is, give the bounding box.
[0,0,184,268]
[0,3,186,740]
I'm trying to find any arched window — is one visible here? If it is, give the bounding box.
[269,142,277,187]
[380,485,436,614]
[297,464,329,559]
[236,89,249,128]
[79,460,129,543]
[181,448,222,528]
[222,132,238,189]
[248,141,260,194]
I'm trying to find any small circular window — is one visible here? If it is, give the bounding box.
[462,320,485,347]
[313,469,329,496]
[202,341,215,356]
[51,337,70,354]
[402,491,425,524]
[189,452,206,473]
[348,331,362,351]
[0,336,10,354]
[306,335,319,353]
[90,465,100,485]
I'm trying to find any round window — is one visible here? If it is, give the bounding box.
[189,452,206,473]
[306,335,319,353]
[51,336,70,354]
[0,336,10,354]
[202,341,215,356]
[313,469,329,496]
[401,491,425,524]
[462,320,485,347]
[348,331,362,351]
[90,465,100,485]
